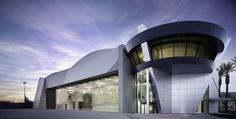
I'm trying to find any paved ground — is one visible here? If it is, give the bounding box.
[0,109,231,119]
[127,114,229,119]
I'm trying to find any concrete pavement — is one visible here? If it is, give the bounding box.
[0,109,229,119]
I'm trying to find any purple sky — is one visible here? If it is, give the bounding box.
[0,0,236,102]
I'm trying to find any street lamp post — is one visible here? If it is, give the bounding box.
[22,82,27,104]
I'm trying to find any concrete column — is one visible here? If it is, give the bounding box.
[33,77,46,109]
[118,45,135,113]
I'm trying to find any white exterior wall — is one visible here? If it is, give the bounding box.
[118,45,136,113]
[140,40,221,113]
[34,48,119,109]
[150,68,172,113]
[46,48,119,89]
[149,67,218,113]
[33,78,46,109]
[171,73,209,113]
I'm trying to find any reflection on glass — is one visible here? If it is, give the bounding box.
[135,70,157,113]
[56,75,119,112]
[174,42,186,57]
[151,45,162,60]
[137,47,145,63]
[197,44,207,57]
[132,51,140,65]
[129,46,145,66]
[186,43,197,56]
[130,57,136,66]
[162,43,173,58]
[130,35,219,66]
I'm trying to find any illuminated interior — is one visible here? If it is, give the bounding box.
[149,35,218,61]
[135,69,157,113]
[56,75,119,112]
[128,35,219,67]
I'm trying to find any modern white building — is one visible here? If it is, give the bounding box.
[33,21,229,114]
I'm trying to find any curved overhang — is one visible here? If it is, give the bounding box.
[45,69,68,88]
[134,57,214,74]
[45,48,119,89]
[126,21,227,53]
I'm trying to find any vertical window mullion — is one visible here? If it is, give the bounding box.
[134,51,141,64]
[185,36,188,56]
[173,40,175,57]
[132,52,139,66]
[160,40,163,58]
[195,38,200,57]
[130,55,136,66]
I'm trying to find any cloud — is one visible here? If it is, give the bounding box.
[0,0,235,102]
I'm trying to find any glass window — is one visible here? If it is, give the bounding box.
[56,75,119,112]
[137,47,145,63]
[130,56,136,66]
[186,43,198,56]
[205,50,211,59]
[135,69,157,113]
[196,44,207,57]
[174,42,186,57]
[210,49,218,60]
[151,45,162,60]
[199,37,209,46]
[129,46,145,66]
[162,43,174,58]
[147,35,218,62]
[207,42,218,60]
[132,51,140,65]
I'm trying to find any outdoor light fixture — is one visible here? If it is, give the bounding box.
[22,81,27,104]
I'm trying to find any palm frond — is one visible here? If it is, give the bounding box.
[231,56,236,64]
[217,63,225,77]
[222,61,236,74]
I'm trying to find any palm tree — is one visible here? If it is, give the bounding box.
[231,56,236,65]
[217,64,225,97]
[222,62,236,98]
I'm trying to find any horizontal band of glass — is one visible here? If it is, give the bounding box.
[128,35,218,67]
[149,35,218,61]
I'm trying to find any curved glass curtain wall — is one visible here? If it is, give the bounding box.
[149,35,218,61]
[129,45,145,66]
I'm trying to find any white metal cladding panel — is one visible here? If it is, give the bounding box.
[171,73,209,113]
[45,48,119,89]
[151,68,172,113]
[64,48,118,84]
[46,69,68,89]
[33,78,46,109]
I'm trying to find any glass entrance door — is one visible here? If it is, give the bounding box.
[135,69,157,113]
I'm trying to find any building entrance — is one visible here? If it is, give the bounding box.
[135,69,157,113]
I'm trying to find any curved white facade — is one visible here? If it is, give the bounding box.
[34,21,229,114]
[46,48,118,89]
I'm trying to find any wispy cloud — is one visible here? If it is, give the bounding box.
[0,0,190,102]
[0,0,235,102]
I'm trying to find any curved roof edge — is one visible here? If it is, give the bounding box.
[45,47,119,88]
[71,48,118,68]
[126,21,228,52]
[45,48,118,79]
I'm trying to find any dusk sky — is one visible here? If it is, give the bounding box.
[0,0,236,102]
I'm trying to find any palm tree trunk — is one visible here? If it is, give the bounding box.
[225,74,230,112]
[225,74,230,98]
[226,84,229,98]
